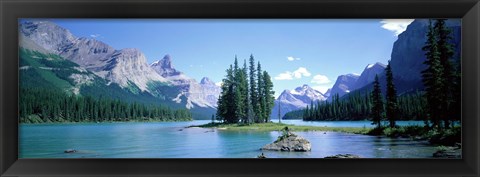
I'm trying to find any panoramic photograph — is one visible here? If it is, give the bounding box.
[18,19,461,158]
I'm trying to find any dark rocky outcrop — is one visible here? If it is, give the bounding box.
[261,131,311,152]
[64,149,77,153]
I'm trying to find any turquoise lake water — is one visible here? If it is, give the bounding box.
[19,120,436,158]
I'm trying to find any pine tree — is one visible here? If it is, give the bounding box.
[434,19,456,129]
[217,65,238,123]
[262,71,275,122]
[371,75,384,128]
[385,60,398,128]
[233,57,245,122]
[256,62,265,123]
[421,20,444,130]
[249,55,258,122]
[240,60,250,124]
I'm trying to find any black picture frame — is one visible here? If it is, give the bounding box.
[1,0,479,176]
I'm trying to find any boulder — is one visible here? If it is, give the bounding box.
[324,154,361,158]
[257,153,267,158]
[261,132,311,152]
[64,149,77,153]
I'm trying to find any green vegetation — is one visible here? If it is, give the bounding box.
[195,122,371,134]
[367,125,460,146]
[293,90,427,121]
[422,19,461,130]
[371,75,384,128]
[289,20,459,133]
[385,61,399,128]
[216,55,275,124]
[195,122,459,146]
[20,48,183,107]
[279,20,461,147]
[20,87,192,123]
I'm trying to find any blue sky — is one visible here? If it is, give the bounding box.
[44,19,413,97]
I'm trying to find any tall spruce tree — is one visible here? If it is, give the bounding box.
[385,60,398,128]
[241,60,251,124]
[257,62,265,123]
[262,71,275,122]
[249,55,258,122]
[421,20,444,130]
[233,57,244,122]
[371,75,384,128]
[434,19,456,129]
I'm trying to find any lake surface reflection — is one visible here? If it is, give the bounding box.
[19,120,436,158]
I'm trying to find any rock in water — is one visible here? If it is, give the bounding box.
[324,154,360,158]
[261,132,311,152]
[64,149,77,153]
[257,153,267,158]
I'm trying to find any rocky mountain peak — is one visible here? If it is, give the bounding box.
[19,21,77,54]
[200,77,215,85]
[272,85,326,119]
[150,54,181,77]
[366,62,386,70]
[353,62,387,90]
[327,74,360,101]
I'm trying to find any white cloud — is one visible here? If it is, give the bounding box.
[311,74,331,84]
[274,72,293,80]
[274,67,311,80]
[287,56,301,61]
[90,34,101,38]
[293,67,311,78]
[380,19,414,36]
[311,86,331,95]
[215,82,223,87]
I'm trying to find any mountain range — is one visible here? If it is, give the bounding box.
[270,84,326,119]
[271,62,385,119]
[19,21,220,119]
[18,19,461,120]
[273,19,461,119]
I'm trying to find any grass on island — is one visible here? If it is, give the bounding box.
[193,122,461,146]
[192,122,372,134]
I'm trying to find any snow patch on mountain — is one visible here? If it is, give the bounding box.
[271,84,326,119]
[150,56,221,109]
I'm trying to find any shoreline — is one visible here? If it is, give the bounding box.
[188,122,372,134]
[190,122,461,147]
[19,119,194,125]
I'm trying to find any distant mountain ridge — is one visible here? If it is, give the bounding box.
[328,19,461,101]
[19,20,221,118]
[326,62,387,101]
[270,84,326,119]
[149,55,221,108]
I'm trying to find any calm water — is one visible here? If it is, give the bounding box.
[19,120,436,158]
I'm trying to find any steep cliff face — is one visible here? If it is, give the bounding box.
[102,48,167,91]
[20,21,77,53]
[19,21,166,92]
[389,19,461,83]
[60,37,116,72]
[341,19,461,98]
